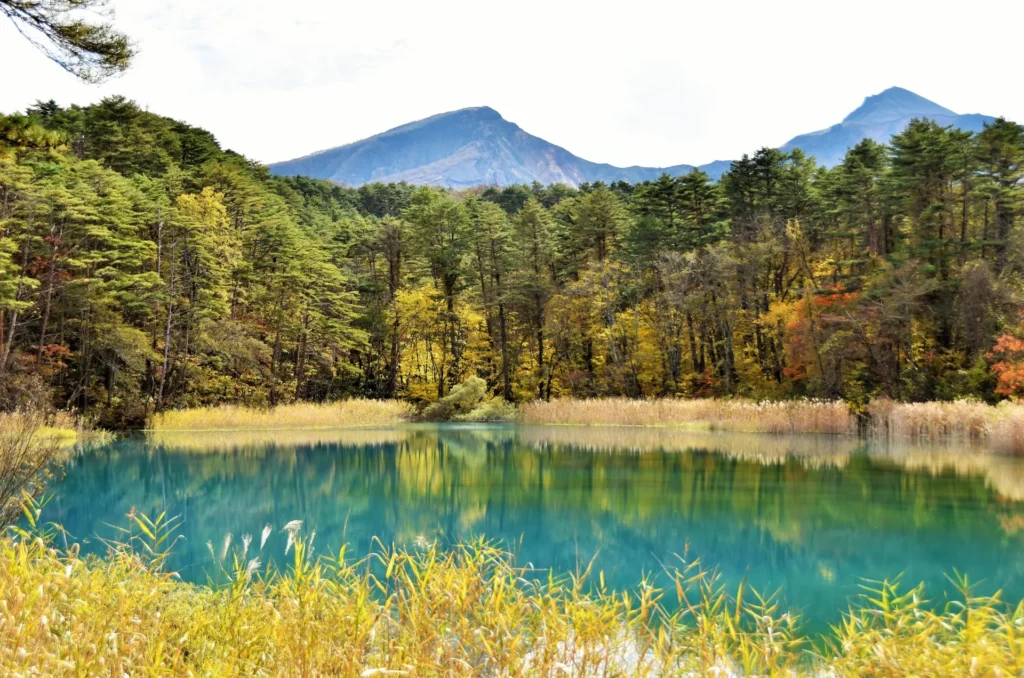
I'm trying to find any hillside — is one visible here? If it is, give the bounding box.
[270,87,997,186]
[779,87,994,166]
[268,107,726,187]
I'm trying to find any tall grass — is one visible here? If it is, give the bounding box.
[866,398,991,439]
[149,399,414,431]
[0,412,66,525]
[521,398,856,435]
[1,509,1022,676]
[869,398,1024,453]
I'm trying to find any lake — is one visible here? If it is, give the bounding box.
[50,424,1024,629]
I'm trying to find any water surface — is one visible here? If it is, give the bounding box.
[51,425,1024,628]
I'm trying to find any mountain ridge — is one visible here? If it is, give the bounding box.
[269,87,997,187]
[779,86,993,166]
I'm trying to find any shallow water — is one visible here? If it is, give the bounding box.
[51,424,1024,628]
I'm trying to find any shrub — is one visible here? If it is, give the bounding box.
[421,377,517,422]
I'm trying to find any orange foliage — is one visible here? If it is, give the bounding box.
[988,334,1024,398]
[812,285,861,308]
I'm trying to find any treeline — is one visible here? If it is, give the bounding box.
[1,96,1023,426]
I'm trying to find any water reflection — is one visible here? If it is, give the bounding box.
[53,425,1024,627]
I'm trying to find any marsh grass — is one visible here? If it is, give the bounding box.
[149,399,414,431]
[521,398,856,435]
[869,398,1024,453]
[0,412,69,526]
[2,505,1023,677]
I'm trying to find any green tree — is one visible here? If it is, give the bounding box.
[404,188,470,397]
[976,118,1024,268]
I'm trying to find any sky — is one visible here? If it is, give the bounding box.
[2,0,1023,168]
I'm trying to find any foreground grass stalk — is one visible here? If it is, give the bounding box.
[0,412,68,525]
[1,511,1023,676]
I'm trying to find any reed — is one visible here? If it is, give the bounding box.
[866,398,990,439]
[985,401,1024,454]
[149,399,414,431]
[1,510,1021,677]
[868,398,1024,454]
[521,397,856,435]
[0,412,66,525]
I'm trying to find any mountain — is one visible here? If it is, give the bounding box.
[268,106,728,187]
[779,87,995,167]
[269,87,998,187]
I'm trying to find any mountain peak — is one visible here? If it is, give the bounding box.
[269,88,998,187]
[427,106,505,123]
[463,105,502,118]
[842,87,956,125]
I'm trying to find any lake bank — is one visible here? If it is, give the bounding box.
[2,521,1019,677]
[145,397,1024,453]
[9,421,1024,675]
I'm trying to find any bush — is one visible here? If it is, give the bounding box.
[421,377,518,422]
[458,398,519,422]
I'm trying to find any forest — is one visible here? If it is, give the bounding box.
[1,96,1023,427]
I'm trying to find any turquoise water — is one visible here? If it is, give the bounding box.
[50,425,1024,628]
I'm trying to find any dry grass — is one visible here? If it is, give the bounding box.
[1,510,1022,677]
[521,398,856,435]
[519,397,1024,453]
[0,412,67,526]
[988,402,1024,454]
[149,400,414,432]
[866,398,991,439]
[868,398,1024,454]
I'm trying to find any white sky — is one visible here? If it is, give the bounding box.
[2,0,1022,167]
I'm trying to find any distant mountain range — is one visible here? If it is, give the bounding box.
[779,87,994,166]
[269,87,996,187]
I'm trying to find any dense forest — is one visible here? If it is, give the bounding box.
[1,97,1023,426]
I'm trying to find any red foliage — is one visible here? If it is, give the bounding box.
[812,285,860,308]
[988,334,1024,398]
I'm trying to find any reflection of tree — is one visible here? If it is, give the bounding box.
[52,425,1024,629]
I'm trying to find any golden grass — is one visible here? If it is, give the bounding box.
[521,398,856,435]
[868,398,1024,454]
[0,410,98,447]
[988,402,1024,454]
[2,513,1022,677]
[0,412,74,525]
[149,399,414,432]
[866,398,991,439]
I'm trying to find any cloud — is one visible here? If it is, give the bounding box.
[1,0,1023,167]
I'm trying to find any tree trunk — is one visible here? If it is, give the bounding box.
[156,242,176,411]
[37,227,61,368]
[498,296,511,401]
[0,240,30,378]
[295,316,309,400]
